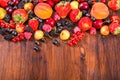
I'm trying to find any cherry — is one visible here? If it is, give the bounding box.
[6,6,13,14]
[79,2,89,10]
[93,20,103,29]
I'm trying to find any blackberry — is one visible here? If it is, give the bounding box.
[60,19,66,26]
[4,34,13,40]
[44,32,49,37]
[103,18,112,25]
[65,20,73,27]
[17,1,25,8]
[24,0,32,2]
[51,39,59,46]
[33,46,40,52]
[0,28,7,35]
[29,11,36,19]
[38,23,44,30]
[56,27,63,33]
[25,26,33,32]
[49,30,58,37]
[4,14,12,22]
[56,21,62,27]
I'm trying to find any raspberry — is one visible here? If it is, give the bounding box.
[42,24,52,32]
[90,27,97,35]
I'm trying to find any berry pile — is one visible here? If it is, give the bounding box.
[0,0,120,51]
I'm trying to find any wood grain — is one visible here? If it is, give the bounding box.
[0,8,120,80]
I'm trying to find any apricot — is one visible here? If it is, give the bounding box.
[90,2,109,19]
[34,3,53,19]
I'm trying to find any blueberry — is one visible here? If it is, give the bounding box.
[56,27,63,33]
[13,6,18,9]
[25,26,33,32]
[91,16,96,21]
[51,39,59,46]
[65,20,73,27]
[82,10,87,16]
[34,40,40,45]
[33,46,40,52]
[0,28,6,35]
[17,1,25,8]
[85,13,91,17]
[88,0,93,6]
[40,38,46,42]
[56,21,62,27]
[4,14,12,22]
[8,1,14,6]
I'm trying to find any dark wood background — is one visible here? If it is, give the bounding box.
[0,8,120,80]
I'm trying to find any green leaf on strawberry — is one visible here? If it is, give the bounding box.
[55,1,71,18]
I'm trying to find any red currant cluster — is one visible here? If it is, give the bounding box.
[68,31,85,46]
[12,33,24,42]
[0,20,15,29]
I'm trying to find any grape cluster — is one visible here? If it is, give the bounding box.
[68,31,85,46]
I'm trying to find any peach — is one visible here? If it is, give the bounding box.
[34,3,53,19]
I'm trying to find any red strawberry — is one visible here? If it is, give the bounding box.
[0,0,10,8]
[55,1,71,18]
[109,22,120,35]
[69,9,82,22]
[108,0,120,10]
[78,17,92,31]
[28,18,39,31]
[24,32,32,40]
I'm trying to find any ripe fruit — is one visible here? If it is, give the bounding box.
[90,27,97,35]
[108,0,120,11]
[15,23,25,33]
[69,9,82,22]
[0,7,6,19]
[42,24,52,32]
[90,2,109,19]
[70,1,79,10]
[110,15,120,23]
[12,9,28,23]
[53,12,61,21]
[109,22,120,35]
[34,3,53,19]
[79,2,89,10]
[74,26,81,33]
[55,1,71,18]
[100,25,109,36]
[47,0,55,7]
[60,29,70,40]
[24,2,34,11]
[46,18,55,27]
[78,17,92,31]
[93,19,103,29]
[24,32,32,40]
[0,0,10,8]
[34,30,44,40]
[28,18,39,31]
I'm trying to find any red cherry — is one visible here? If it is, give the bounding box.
[93,19,103,29]
[46,18,55,27]
[79,2,89,10]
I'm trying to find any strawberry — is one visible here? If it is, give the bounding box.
[12,9,28,23]
[110,15,120,23]
[108,0,120,10]
[109,22,120,35]
[24,32,32,40]
[78,17,92,31]
[55,1,71,18]
[69,9,82,22]
[28,18,39,31]
[0,0,10,8]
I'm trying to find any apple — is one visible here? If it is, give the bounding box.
[34,30,44,40]
[60,29,70,40]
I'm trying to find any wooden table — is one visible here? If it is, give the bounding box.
[0,8,120,80]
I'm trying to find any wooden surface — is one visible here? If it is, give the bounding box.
[0,10,120,80]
